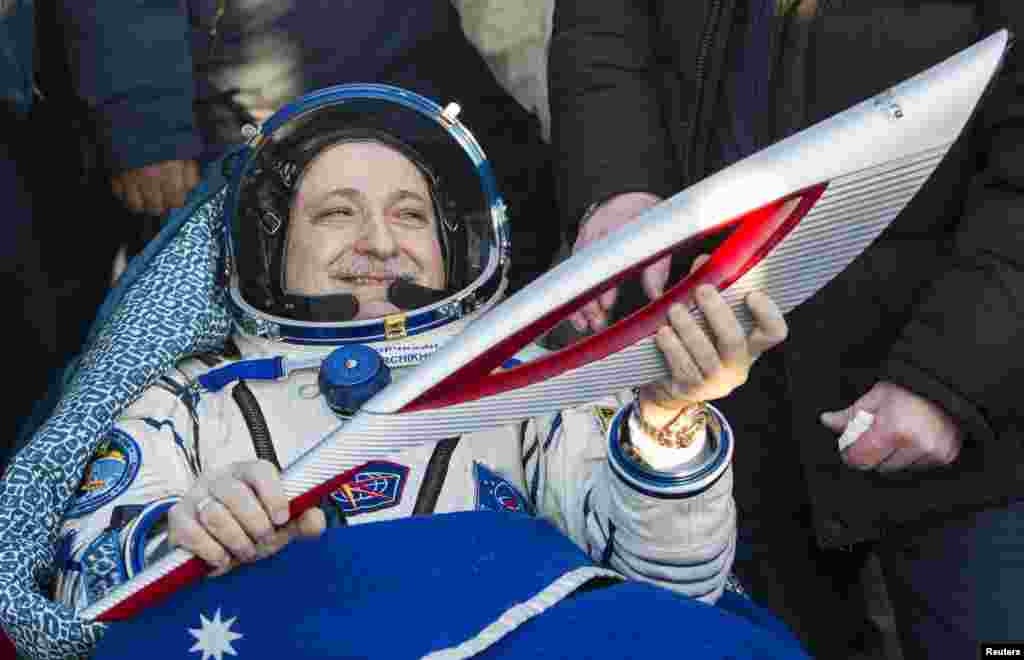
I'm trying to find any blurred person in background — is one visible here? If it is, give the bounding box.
[59,0,559,293]
[548,1,1024,658]
[6,1,122,464]
[3,0,50,458]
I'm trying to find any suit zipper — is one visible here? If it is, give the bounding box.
[694,0,724,107]
[688,0,725,182]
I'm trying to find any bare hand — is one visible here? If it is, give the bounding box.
[111,159,200,216]
[639,255,788,412]
[821,381,962,472]
[168,460,326,576]
[570,192,665,332]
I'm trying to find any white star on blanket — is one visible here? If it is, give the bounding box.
[189,608,243,660]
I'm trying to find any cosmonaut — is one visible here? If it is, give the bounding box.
[52,85,789,618]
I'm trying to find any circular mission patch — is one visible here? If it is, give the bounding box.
[66,428,143,518]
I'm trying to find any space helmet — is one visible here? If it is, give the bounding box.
[222,84,510,365]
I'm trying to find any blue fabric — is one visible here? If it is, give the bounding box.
[479,585,809,659]
[877,498,1024,660]
[59,0,201,171]
[94,512,808,660]
[197,358,284,392]
[58,0,513,172]
[188,0,455,103]
[0,0,34,117]
[721,0,775,166]
[0,157,234,658]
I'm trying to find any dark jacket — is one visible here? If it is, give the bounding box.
[57,1,557,289]
[57,1,546,175]
[549,0,1024,548]
[0,0,33,118]
[59,0,200,172]
[60,0,476,170]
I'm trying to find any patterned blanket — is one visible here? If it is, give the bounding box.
[0,160,234,659]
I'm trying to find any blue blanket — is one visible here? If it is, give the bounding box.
[95,512,809,660]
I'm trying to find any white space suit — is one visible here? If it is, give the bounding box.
[53,332,736,614]
[49,84,738,629]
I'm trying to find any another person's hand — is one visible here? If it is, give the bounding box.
[638,255,788,414]
[167,460,326,576]
[821,381,962,472]
[111,159,200,216]
[569,192,664,332]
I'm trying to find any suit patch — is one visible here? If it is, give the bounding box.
[329,461,409,516]
[63,529,129,610]
[66,428,142,518]
[474,462,530,514]
[594,407,617,436]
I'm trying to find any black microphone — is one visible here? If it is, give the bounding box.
[281,293,360,322]
[388,278,449,310]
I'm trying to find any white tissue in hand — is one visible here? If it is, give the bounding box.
[837,410,875,452]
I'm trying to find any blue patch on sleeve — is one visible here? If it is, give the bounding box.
[329,461,409,516]
[78,529,129,607]
[66,428,143,518]
[121,497,179,576]
[474,462,531,514]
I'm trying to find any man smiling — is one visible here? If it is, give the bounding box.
[284,139,447,320]
[0,86,803,659]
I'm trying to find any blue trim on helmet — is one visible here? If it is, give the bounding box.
[225,290,455,345]
[227,240,506,346]
[263,84,488,164]
[279,309,455,345]
[478,161,510,264]
[222,83,509,343]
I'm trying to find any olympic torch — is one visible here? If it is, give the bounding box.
[81,29,1011,622]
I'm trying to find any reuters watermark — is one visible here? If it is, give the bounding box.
[981,643,1024,658]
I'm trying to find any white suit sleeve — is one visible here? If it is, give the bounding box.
[51,375,200,614]
[524,394,735,603]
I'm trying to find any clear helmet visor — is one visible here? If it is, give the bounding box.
[224,85,509,345]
